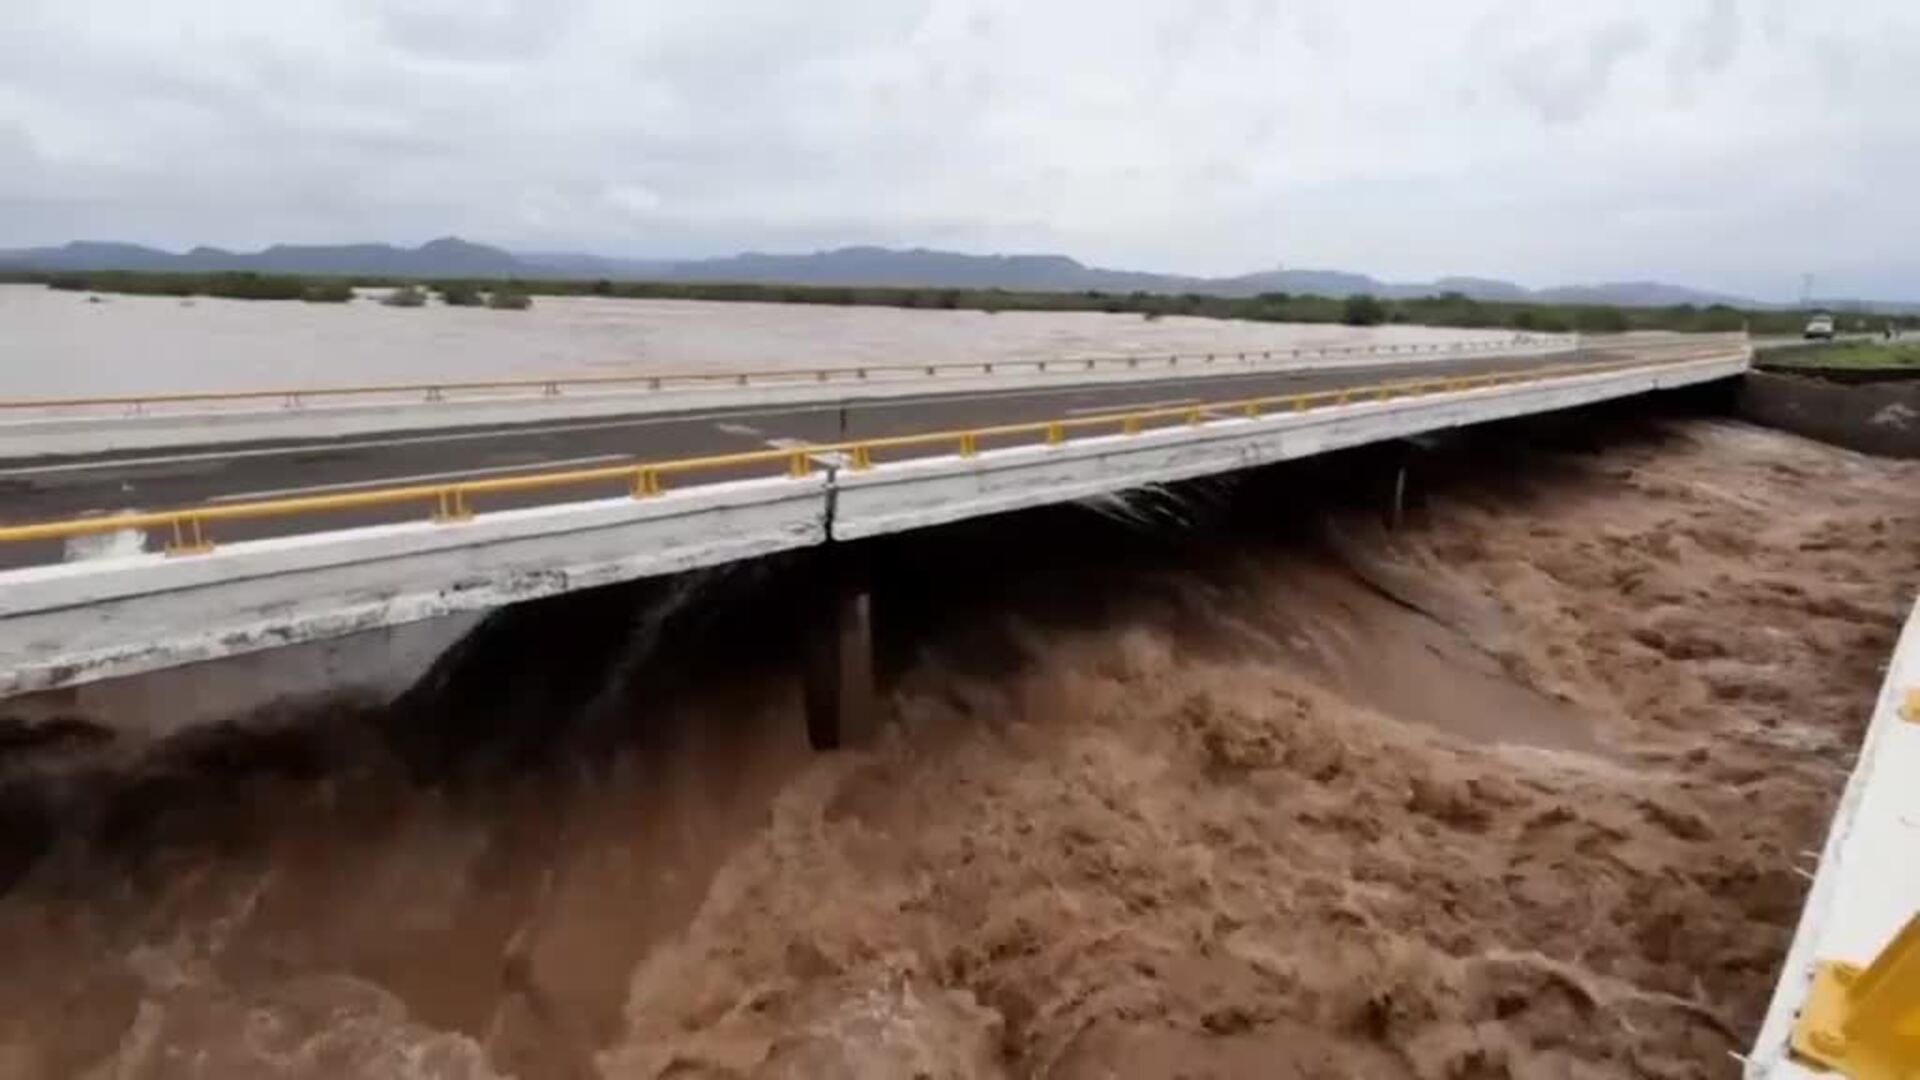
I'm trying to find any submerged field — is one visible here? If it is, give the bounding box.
[0,284,1521,400]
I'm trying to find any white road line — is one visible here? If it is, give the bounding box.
[715,421,764,437]
[764,438,811,450]
[1065,397,1200,416]
[205,454,632,503]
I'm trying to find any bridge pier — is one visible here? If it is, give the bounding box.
[1388,458,1407,530]
[802,569,875,750]
[1384,437,1437,530]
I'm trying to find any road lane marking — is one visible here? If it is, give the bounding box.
[204,454,633,503]
[1065,397,1200,416]
[715,421,764,437]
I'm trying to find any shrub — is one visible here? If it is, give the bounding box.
[1699,305,1746,333]
[382,285,427,308]
[1342,293,1386,326]
[200,272,305,301]
[486,289,531,311]
[439,282,483,306]
[301,281,354,303]
[1573,306,1629,333]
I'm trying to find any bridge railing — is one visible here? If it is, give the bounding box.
[0,335,1573,417]
[0,342,1743,561]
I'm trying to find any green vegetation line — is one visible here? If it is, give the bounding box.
[8,268,1914,335]
[1762,342,1920,370]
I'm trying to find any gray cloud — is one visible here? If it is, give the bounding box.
[1,0,1916,300]
[1500,19,1651,125]
[1691,0,1743,73]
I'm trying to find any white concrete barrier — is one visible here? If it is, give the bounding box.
[0,474,829,697]
[1744,593,1920,1078]
[0,349,1744,699]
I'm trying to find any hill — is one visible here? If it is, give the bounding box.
[0,237,526,278]
[0,236,1826,309]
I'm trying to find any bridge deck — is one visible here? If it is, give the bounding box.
[0,341,1749,699]
[0,341,1689,569]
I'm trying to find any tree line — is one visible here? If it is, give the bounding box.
[6,268,1912,336]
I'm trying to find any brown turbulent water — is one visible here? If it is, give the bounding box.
[1,408,1916,1079]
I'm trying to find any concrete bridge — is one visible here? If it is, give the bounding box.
[0,333,1751,743]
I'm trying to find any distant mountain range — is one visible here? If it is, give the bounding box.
[0,237,527,279]
[0,236,1889,311]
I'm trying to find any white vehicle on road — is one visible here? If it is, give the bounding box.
[1803,313,1836,340]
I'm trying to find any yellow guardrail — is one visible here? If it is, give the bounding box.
[0,338,1564,414]
[0,347,1742,556]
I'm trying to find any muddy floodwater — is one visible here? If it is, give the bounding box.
[1,407,1916,1078]
[0,284,1522,398]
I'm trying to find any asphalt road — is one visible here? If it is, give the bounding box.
[0,346,1643,568]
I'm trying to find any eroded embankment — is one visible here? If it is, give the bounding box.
[0,412,1915,1079]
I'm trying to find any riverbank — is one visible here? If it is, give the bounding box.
[1758,340,1920,373]
[1735,370,1920,458]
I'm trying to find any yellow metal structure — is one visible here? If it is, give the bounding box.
[164,517,213,557]
[0,350,1735,556]
[1791,915,1920,1079]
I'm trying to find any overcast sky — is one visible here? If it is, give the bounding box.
[3,0,1916,300]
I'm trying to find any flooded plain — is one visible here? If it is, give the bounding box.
[0,285,1520,398]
